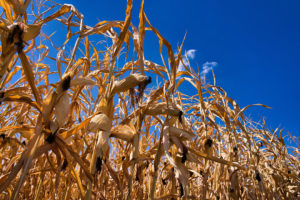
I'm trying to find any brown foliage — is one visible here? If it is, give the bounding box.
[0,0,299,199]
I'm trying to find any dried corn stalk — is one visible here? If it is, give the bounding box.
[0,0,299,200]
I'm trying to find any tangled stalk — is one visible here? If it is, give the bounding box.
[0,0,299,199]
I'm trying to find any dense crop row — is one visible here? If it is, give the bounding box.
[0,0,299,199]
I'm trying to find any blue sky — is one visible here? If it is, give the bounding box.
[41,0,300,142]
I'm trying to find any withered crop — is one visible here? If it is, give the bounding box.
[0,0,299,199]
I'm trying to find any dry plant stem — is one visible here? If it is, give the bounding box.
[110,0,132,83]
[138,0,145,75]
[65,16,84,73]
[108,57,114,83]
[149,123,165,200]
[11,116,43,200]
[0,155,24,193]
[202,170,208,199]
[0,55,18,89]
[64,172,72,200]
[0,1,299,199]
[0,51,16,88]
[33,159,47,200]
[33,172,44,200]
[126,132,140,200]
[85,176,92,200]
[55,136,93,181]
[85,137,99,200]
[126,113,143,200]
[18,50,41,104]
[0,143,52,194]
[171,169,176,197]
[70,165,85,199]
[187,147,246,170]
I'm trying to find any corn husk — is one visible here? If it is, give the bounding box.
[71,77,96,87]
[110,124,135,142]
[112,73,148,93]
[88,113,111,132]
[0,1,298,199]
[145,102,181,117]
[54,92,70,127]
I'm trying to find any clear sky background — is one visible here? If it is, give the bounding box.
[51,0,299,142]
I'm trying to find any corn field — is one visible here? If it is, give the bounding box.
[0,0,299,199]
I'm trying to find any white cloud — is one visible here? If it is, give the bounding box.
[177,49,218,81]
[186,49,197,59]
[178,49,197,72]
[201,61,218,80]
